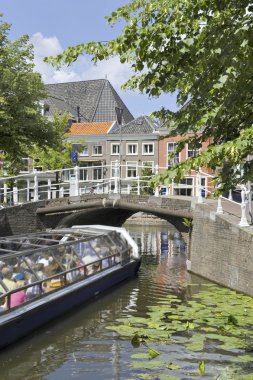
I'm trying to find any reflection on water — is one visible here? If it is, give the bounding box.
[126,224,186,256]
[0,224,202,379]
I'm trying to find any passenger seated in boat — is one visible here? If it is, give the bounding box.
[0,292,6,312]
[10,273,27,308]
[0,267,18,293]
[44,257,62,277]
[0,261,6,280]
[44,258,65,289]
[66,260,82,283]
[26,263,46,300]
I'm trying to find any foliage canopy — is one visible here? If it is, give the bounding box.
[46,0,253,190]
[0,17,65,170]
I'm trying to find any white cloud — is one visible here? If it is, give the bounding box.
[78,56,133,88]
[31,32,62,56]
[30,32,133,89]
[30,32,82,84]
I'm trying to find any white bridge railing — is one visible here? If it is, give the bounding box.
[0,164,251,227]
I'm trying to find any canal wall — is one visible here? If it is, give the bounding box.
[190,203,253,297]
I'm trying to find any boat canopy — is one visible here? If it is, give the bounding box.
[0,226,138,300]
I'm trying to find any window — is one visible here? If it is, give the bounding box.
[142,161,154,173]
[174,178,193,196]
[111,144,120,155]
[92,145,103,155]
[20,158,29,172]
[80,148,88,156]
[127,143,138,155]
[142,143,154,155]
[167,142,179,167]
[126,161,137,178]
[93,168,102,180]
[187,142,199,158]
[79,168,88,181]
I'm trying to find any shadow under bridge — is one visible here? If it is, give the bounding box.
[36,194,193,232]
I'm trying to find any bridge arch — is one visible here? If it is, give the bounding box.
[54,207,189,235]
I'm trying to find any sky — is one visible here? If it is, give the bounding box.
[1,0,178,117]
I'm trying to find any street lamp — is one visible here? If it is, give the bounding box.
[115,107,123,193]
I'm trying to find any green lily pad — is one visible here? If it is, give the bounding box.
[130,360,165,369]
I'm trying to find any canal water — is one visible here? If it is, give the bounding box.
[0,223,253,379]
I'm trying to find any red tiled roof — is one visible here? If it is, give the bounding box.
[66,122,113,135]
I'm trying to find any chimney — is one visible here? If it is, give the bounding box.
[77,106,81,123]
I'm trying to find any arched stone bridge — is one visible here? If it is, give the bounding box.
[0,193,194,236]
[1,193,253,297]
[37,193,194,234]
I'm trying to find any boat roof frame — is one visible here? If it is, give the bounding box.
[0,227,116,260]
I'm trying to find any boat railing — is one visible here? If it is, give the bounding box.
[0,249,130,313]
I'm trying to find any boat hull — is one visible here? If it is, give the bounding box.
[0,259,140,350]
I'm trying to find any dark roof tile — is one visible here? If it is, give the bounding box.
[44,79,134,124]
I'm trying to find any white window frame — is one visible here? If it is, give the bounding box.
[126,161,138,178]
[92,145,103,156]
[167,142,180,167]
[111,143,120,155]
[142,161,154,173]
[79,147,89,157]
[127,143,138,155]
[79,168,88,181]
[174,177,193,196]
[187,143,198,158]
[142,143,154,155]
[93,167,103,180]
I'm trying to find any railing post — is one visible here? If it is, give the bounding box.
[137,176,140,195]
[154,164,159,197]
[114,160,119,194]
[239,186,249,227]
[4,183,7,204]
[26,179,30,202]
[59,185,64,198]
[197,172,203,203]
[216,195,223,214]
[171,179,174,195]
[33,171,39,201]
[47,178,51,200]
[13,182,18,205]
[74,165,80,196]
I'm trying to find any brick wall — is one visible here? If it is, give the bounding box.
[0,201,46,236]
[190,204,253,296]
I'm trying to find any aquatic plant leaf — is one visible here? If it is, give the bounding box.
[231,355,253,363]
[185,321,195,330]
[106,325,137,336]
[130,360,165,369]
[138,374,153,379]
[131,334,142,347]
[166,362,181,370]
[199,360,205,375]
[227,314,239,326]
[131,353,150,359]
[148,347,160,359]
[200,326,217,332]
[235,375,253,380]
[157,375,180,380]
[185,334,205,351]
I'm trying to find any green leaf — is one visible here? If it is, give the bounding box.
[199,361,205,375]
[147,347,160,359]
[166,362,181,370]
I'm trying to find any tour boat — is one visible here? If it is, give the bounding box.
[0,225,140,350]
